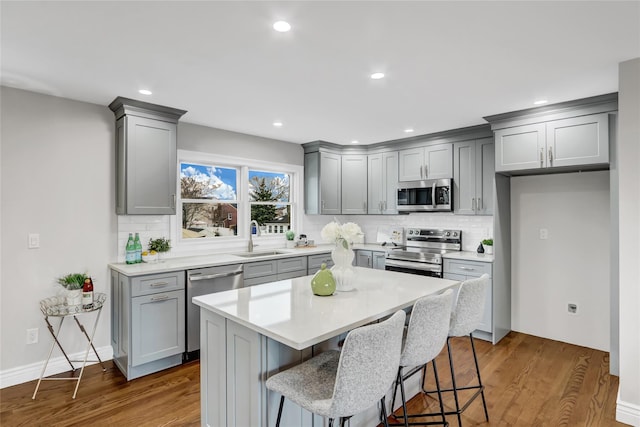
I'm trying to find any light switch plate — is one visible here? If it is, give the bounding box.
[28,233,40,249]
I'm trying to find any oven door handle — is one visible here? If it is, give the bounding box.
[384,258,441,273]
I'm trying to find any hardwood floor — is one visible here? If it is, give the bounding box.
[1,332,623,426]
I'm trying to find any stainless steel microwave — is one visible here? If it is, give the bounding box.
[397,178,453,212]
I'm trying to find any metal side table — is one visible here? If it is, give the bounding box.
[32,292,107,399]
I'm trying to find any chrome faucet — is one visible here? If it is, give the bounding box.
[248,220,260,252]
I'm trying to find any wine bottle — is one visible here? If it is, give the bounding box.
[82,278,94,309]
[125,233,136,264]
[134,233,142,263]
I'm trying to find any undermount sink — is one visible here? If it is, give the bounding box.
[233,250,289,258]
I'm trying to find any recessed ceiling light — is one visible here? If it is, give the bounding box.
[351,140,359,144]
[138,89,152,95]
[273,21,291,32]
[534,99,548,105]
[273,121,283,127]
[370,72,385,80]
[404,128,414,133]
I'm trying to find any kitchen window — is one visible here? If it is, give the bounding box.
[249,169,291,236]
[174,151,301,250]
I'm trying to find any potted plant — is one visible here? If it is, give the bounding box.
[285,230,296,248]
[57,273,88,305]
[148,237,171,259]
[482,238,494,254]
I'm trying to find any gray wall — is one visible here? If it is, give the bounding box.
[179,122,304,166]
[0,86,117,376]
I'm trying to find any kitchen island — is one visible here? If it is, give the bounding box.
[193,267,459,427]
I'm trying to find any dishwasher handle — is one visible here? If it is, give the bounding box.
[189,271,243,281]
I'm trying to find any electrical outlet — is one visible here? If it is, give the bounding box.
[26,328,38,344]
[568,303,578,315]
[539,228,549,240]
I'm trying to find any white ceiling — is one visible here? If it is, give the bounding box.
[2,1,639,145]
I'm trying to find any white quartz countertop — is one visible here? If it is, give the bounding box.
[442,251,494,263]
[108,243,390,276]
[109,244,337,276]
[193,267,459,350]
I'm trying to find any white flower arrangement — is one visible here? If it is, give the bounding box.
[321,220,363,249]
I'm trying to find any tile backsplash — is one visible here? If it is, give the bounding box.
[117,212,494,261]
[302,213,493,252]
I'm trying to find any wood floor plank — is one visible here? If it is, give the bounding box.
[1,332,624,427]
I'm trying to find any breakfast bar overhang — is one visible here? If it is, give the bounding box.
[193,267,459,427]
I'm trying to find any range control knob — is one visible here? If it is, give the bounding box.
[452,232,458,237]
[445,231,451,237]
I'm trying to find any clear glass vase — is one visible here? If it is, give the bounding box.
[331,238,356,292]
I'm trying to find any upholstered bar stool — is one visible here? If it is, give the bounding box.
[389,289,454,427]
[265,310,406,427]
[424,274,490,427]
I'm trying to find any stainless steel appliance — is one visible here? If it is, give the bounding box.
[186,264,244,359]
[385,228,462,277]
[397,178,453,212]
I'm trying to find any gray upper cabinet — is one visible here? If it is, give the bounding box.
[109,97,187,215]
[546,114,609,168]
[454,138,494,215]
[398,143,453,181]
[494,113,609,173]
[341,155,368,214]
[367,151,398,214]
[304,151,341,215]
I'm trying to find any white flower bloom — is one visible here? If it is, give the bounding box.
[321,220,363,245]
[321,221,340,242]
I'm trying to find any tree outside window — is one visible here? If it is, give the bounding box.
[249,170,290,235]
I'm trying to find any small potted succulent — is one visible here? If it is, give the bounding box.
[482,238,494,255]
[57,273,88,305]
[285,230,296,248]
[148,237,171,260]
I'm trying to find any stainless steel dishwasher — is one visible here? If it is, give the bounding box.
[186,264,243,359]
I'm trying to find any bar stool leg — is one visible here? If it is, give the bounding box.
[469,334,489,421]
[446,337,463,427]
[431,359,447,426]
[275,396,285,427]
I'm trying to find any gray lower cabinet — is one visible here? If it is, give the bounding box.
[355,250,386,270]
[453,138,494,215]
[244,256,308,286]
[307,253,334,275]
[443,259,492,338]
[110,269,185,380]
[494,113,609,173]
[109,97,187,215]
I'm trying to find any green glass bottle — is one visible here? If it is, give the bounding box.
[125,233,136,264]
[133,233,142,263]
[311,263,336,296]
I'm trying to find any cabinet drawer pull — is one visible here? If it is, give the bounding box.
[150,282,169,288]
[459,266,475,271]
[151,295,169,302]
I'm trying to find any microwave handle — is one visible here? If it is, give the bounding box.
[432,182,437,208]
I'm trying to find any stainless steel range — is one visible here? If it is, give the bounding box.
[385,228,462,277]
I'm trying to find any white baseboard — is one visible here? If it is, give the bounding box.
[0,345,113,389]
[617,390,640,427]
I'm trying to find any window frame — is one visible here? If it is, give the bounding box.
[171,150,303,255]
